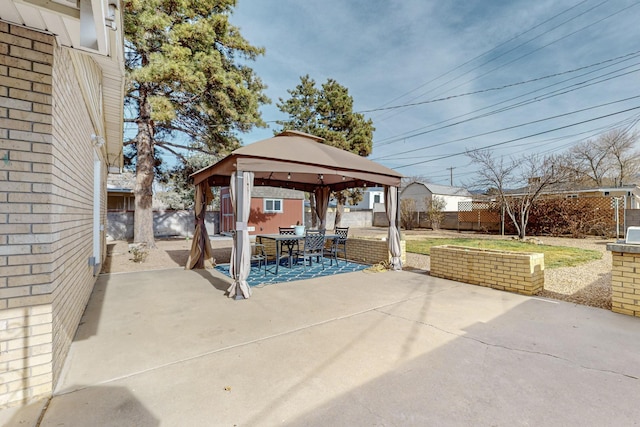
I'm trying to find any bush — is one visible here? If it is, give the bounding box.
[400,198,418,230]
[526,198,610,237]
[426,196,446,230]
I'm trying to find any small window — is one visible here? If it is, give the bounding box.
[374,194,381,204]
[566,194,578,199]
[264,198,283,213]
[604,191,610,196]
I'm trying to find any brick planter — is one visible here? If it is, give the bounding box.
[430,245,544,295]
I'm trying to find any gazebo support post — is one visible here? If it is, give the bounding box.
[228,171,254,300]
[186,182,214,270]
[385,185,403,271]
[234,172,246,300]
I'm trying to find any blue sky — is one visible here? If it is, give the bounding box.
[230,0,640,186]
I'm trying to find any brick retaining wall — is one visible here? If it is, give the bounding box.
[257,237,405,267]
[430,245,544,295]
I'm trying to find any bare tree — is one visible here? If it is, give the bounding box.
[564,138,610,187]
[558,127,639,188]
[601,128,640,187]
[467,149,566,239]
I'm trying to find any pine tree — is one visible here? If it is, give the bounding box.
[277,75,374,226]
[123,0,269,246]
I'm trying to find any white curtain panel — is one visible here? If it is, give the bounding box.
[314,186,330,230]
[385,185,402,270]
[227,171,255,298]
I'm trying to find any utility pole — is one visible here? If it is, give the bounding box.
[447,167,455,186]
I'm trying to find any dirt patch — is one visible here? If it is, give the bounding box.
[101,237,233,274]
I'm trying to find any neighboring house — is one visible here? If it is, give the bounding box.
[349,187,384,210]
[1,1,124,410]
[107,171,135,210]
[220,186,305,235]
[535,185,640,209]
[401,182,473,211]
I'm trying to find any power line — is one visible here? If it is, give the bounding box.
[373,0,620,124]
[373,60,640,149]
[359,49,640,115]
[394,105,640,169]
[370,0,592,113]
[374,95,640,160]
[400,0,634,109]
[405,113,640,183]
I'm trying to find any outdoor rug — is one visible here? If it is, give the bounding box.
[215,257,369,287]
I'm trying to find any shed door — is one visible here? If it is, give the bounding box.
[221,193,234,233]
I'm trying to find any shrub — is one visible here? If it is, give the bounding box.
[400,198,418,230]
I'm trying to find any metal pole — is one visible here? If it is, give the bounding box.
[624,196,627,238]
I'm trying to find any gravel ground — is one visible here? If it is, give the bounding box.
[103,228,614,310]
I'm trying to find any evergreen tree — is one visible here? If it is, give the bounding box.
[123,0,269,246]
[277,75,374,226]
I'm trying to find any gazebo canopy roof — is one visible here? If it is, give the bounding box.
[191,130,402,192]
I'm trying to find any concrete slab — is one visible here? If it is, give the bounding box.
[2,267,640,426]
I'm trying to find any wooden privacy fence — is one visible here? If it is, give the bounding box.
[457,201,501,232]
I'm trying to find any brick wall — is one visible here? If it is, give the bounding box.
[0,21,56,408]
[50,46,102,388]
[0,22,103,408]
[430,245,544,296]
[344,238,406,266]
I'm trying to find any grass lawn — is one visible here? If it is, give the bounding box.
[406,238,602,269]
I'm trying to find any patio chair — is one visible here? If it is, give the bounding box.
[325,227,349,266]
[294,230,326,270]
[279,227,299,268]
[250,243,269,275]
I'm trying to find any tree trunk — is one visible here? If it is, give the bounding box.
[133,88,156,248]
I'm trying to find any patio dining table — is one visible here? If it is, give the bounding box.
[256,232,338,275]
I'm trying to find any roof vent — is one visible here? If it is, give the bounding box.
[625,226,640,244]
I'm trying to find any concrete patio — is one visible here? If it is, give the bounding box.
[2,266,640,426]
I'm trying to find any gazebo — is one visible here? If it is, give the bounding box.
[187,130,403,299]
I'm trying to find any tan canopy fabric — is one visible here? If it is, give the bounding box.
[189,131,403,299]
[185,182,214,269]
[192,130,402,192]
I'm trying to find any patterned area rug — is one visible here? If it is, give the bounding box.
[215,257,369,287]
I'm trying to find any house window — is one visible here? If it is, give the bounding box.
[374,194,381,204]
[264,198,283,213]
[566,194,578,199]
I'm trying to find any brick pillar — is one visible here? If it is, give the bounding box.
[606,243,640,317]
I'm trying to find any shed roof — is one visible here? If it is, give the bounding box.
[404,182,472,197]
